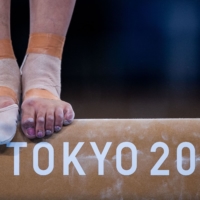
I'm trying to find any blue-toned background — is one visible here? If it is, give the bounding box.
[11,0,200,118]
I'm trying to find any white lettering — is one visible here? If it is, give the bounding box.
[90,142,112,175]
[116,142,137,175]
[7,142,27,175]
[63,142,85,175]
[33,142,54,175]
[150,142,169,176]
[177,142,195,176]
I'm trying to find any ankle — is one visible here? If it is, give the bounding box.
[0,38,20,105]
[21,33,64,100]
[0,39,15,60]
[21,53,61,99]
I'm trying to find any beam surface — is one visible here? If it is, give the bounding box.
[0,119,200,199]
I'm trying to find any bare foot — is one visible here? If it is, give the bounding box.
[21,97,74,139]
[21,54,75,139]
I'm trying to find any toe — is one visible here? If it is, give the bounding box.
[36,111,46,138]
[63,103,75,126]
[54,107,63,132]
[45,109,54,136]
[21,104,36,139]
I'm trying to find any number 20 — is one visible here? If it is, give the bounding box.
[150,142,195,176]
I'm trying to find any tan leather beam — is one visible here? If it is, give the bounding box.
[27,33,65,59]
[0,119,200,199]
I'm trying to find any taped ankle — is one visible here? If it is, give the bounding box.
[27,33,65,59]
[21,53,61,99]
[0,39,15,59]
[0,39,20,103]
[0,39,20,144]
[21,33,65,100]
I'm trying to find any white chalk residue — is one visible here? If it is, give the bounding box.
[86,130,96,139]
[193,132,200,138]
[161,132,168,141]
[174,156,190,166]
[137,150,143,155]
[112,151,142,161]
[125,126,131,131]
[112,155,116,160]
[172,136,178,145]
[100,179,123,200]
[175,156,200,166]
[68,154,123,199]
[196,156,200,162]
[138,134,144,140]
[101,187,112,199]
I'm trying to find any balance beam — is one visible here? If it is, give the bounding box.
[0,119,200,199]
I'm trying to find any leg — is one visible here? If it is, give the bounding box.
[21,0,76,139]
[29,0,75,36]
[0,0,11,39]
[0,0,21,144]
[0,0,14,108]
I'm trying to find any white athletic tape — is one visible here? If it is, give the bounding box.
[0,104,18,144]
[0,59,20,145]
[20,53,61,98]
[0,59,21,101]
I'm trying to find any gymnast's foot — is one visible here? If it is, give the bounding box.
[0,58,20,145]
[0,97,15,109]
[21,54,75,139]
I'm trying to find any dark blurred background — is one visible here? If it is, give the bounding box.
[11,0,200,118]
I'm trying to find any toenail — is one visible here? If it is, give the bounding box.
[27,118,34,123]
[54,126,61,132]
[63,120,71,125]
[46,130,52,136]
[37,131,43,138]
[27,128,35,136]
[67,113,74,120]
